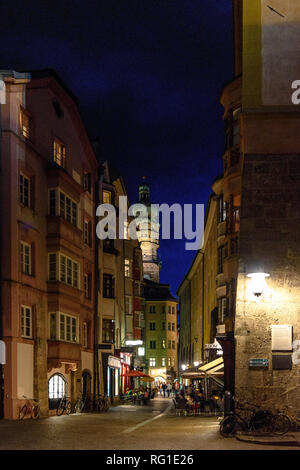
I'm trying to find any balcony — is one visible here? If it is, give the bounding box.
[47,340,80,371]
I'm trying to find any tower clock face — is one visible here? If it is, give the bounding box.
[262,0,300,105]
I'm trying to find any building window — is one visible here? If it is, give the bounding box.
[84,220,91,246]
[103,274,114,298]
[83,172,91,192]
[124,258,131,278]
[49,189,56,216]
[171,357,175,367]
[149,340,156,349]
[59,191,77,226]
[102,190,111,204]
[172,306,175,314]
[161,358,166,367]
[162,339,166,349]
[20,108,31,139]
[59,313,77,343]
[232,108,241,147]
[162,322,165,330]
[48,253,79,289]
[161,305,165,314]
[49,374,66,399]
[218,195,227,223]
[149,358,156,367]
[21,306,32,338]
[172,323,175,332]
[168,306,171,313]
[20,242,32,275]
[168,340,171,349]
[168,322,171,331]
[19,174,31,207]
[84,273,91,299]
[83,322,88,348]
[218,298,227,323]
[53,138,66,167]
[218,246,225,274]
[172,340,175,350]
[125,296,132,315]
[149,305,156,313]
[50,313,56,340]
[102,318,114,343]
[167,357,171,367]
[149,322,156,331]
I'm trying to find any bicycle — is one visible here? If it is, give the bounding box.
[219,400,274,437]
[18,396,40,420]
[74,395,92,413]
[95,394,110,412]
[272,405,300,435]
[56,396,72,416]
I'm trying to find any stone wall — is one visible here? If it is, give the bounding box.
[235,154,300,410]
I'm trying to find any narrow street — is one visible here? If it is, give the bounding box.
[0,398,296,450]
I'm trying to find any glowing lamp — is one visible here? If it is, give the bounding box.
[193,361,199,367]
[247,272,270,297]
[181,364,187,371]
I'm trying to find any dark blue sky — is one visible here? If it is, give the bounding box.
[0,0,234,295]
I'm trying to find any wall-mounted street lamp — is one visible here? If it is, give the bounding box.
[247,272,270,297]
[193,361,199,367]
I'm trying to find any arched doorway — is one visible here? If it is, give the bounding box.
[48,373,66,409]
[82,370,92,398]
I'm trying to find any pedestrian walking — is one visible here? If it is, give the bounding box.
[162,383,167,397]
[166,383,172,397]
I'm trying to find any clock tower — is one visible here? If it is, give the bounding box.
[137,177,161,283]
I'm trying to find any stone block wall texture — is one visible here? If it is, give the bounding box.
[235,154,300,410]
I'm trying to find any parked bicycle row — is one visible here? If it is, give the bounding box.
[219,397,300,437]
[18,394,110,420]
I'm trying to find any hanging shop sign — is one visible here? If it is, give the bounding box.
[205,339,222,351]
[108,355,121,369]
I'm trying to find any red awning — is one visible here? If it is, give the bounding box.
[121,370,148,377]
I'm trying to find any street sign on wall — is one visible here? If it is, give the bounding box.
[249,358,269,369]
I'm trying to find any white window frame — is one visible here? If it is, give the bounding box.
[21,305,32,338]
[124,258,131,278]
[48,188,78,227]
[21,241,31,275]
[20,173,31,207]
[161,357,166,367]
[59,312,78,343]
[48,252,80,289]
[149,358,156,367]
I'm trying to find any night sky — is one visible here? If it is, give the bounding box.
[0,0,234,295]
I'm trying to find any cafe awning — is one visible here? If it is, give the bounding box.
[181,357,224,379]
[121,370,148,377]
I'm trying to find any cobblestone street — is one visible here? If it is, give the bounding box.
[0,398,297,450]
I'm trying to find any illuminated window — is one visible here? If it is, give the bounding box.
[19,174,31,207]
[49,374,66,399]
[21,306,32,338]
[124,258,131,277]
[20,242,31,275]
[167,357,171,367]
[20,109,31,139]
[162,340,166,349]
[102,190,111,204]
[218,195,227,223]
[53,138,66,167]
[161,358,166,367]
[59,313,77,343]
[149,358,156,367]
[102,318,114,343]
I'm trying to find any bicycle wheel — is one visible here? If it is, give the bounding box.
[66,401,72,415]
[56,399,64,416]
[220,416,236,437]
[272,414,291,435]
[19,404,28,420]
[251,410,274,434]
[32,404,40,419]
[74,400,83,414]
